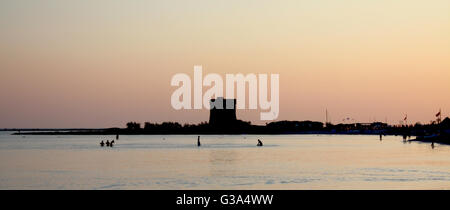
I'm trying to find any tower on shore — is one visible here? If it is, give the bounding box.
[209,97,237,126]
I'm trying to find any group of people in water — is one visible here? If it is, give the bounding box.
[100,140,115,147]
[97,134,437,149]
[196,136,263,147]
[100,134,119,147]
[99,135,263,148]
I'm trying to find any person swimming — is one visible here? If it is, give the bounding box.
[197,136,201,147]
[100,140,105,147]
[257,139,263,147]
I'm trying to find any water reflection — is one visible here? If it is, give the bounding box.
[208,149,238,176]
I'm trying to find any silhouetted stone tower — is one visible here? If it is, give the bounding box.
[209,97,237,126]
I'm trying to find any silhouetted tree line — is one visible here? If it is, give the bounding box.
[13,117,449,137]
[123,120,324,134]
[266,121,324,133]
[126,122,141,130]
[127,120,255,134]
[119,117,450,135]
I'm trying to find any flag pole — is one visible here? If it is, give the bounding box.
[439,108,442,124]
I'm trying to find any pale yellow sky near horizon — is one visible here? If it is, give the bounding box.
[0,0,449,128]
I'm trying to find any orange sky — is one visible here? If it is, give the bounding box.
[0,0,449,128]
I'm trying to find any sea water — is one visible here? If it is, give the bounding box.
[0,132,449,189]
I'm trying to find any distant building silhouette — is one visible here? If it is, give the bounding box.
[209,97,237,126]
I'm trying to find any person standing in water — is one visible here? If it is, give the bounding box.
[100,140,105,147]
[257,139,263,147]
[197,136,201,147]
[106,140,110,147]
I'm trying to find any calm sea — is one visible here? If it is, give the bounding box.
[0,132,449,189]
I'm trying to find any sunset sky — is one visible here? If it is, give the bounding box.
[1,0,449,128]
